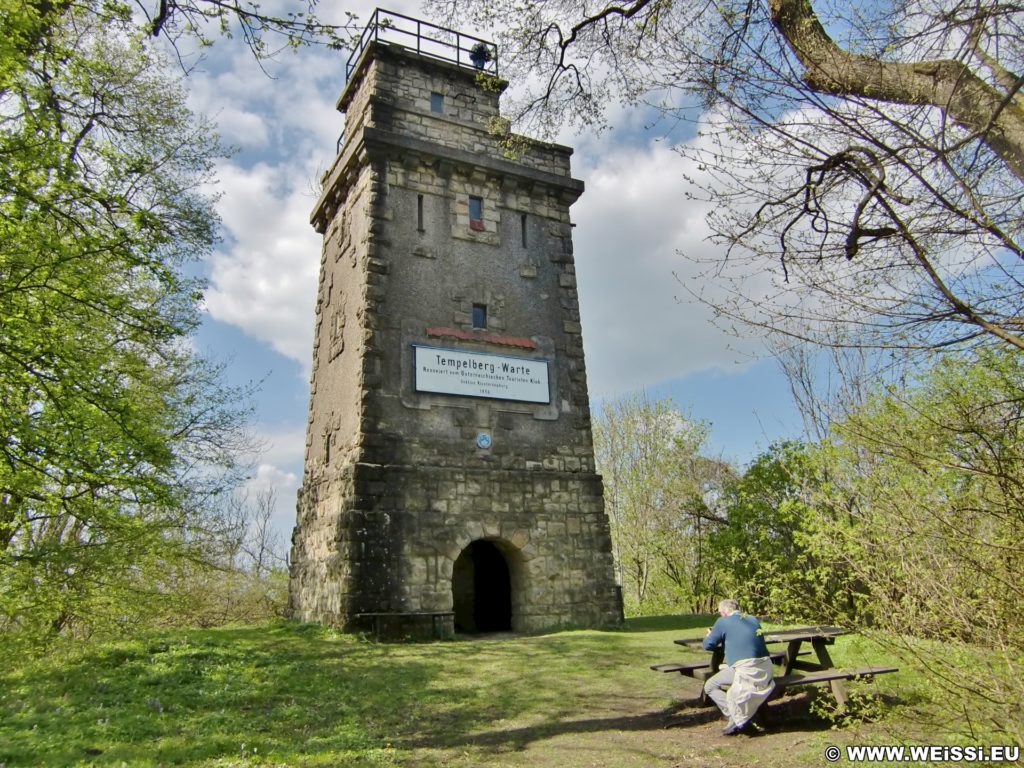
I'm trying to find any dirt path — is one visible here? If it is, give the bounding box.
[400,676,888,767]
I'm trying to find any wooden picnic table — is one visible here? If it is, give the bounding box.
[674,625,847,675]
[661,625,895,709]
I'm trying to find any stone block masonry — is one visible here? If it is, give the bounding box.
[290,463,621,635]
[289,30,623,639]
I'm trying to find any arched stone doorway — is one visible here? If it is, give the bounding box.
[452,539,513,633]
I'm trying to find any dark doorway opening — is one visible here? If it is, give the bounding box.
[452,540,512,633]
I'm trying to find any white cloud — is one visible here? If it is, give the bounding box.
[202,161,321,368]
[187,39,358,372]
[182,52,275,150]
[256,423,308,468]
[181,34,347,155]
[218,107,271,149]
[247,461,299,495]
[572,137,765,397]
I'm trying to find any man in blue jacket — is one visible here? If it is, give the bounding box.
[703,598,776,735]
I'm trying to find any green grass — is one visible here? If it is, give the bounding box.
[0,616,919,767]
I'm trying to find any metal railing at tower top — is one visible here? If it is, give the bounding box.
[346,8,498,81]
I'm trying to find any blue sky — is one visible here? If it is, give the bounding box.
[177,1,806,541]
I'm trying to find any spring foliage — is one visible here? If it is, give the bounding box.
[0,2,252,647]
[593,395,733,614]
[713,351,1024,740]
[799,349,1024,741]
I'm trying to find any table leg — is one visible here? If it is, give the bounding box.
[812,637,834,667]
[812,638,849,710]
[783,639,803,675]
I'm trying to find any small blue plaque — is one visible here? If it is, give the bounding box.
[475,432,493,450]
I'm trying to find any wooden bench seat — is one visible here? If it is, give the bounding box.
[354,610,454,640]
[767,665,898,710]
[773,665,899,688]
[650,659,718,675]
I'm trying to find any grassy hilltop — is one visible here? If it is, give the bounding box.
[0,616,924,768]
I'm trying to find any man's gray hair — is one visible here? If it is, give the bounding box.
[718,598,740,614]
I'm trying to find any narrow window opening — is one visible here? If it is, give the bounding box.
[430,92,444,113]
[472,303,487,329]
[417,194,425,232]
[469,196,484,231]
[520,213,528,247]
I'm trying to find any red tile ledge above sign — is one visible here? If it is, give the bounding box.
[426,327,537,350]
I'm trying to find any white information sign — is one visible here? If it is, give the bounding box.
[414,345,550,404]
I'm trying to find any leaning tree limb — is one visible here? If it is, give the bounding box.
[769,0,1024,183]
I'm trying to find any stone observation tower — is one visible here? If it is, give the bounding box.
[288,9,623,639]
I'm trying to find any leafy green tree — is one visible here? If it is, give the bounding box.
[0,2,253,647]
[593,395,733,614]
[798,349,1024,741]
[710,442,816,615]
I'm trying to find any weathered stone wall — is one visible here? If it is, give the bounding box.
[303,162,373,473]
[290,41,622,638]
[382,465,621,632]
[335,44,572,178]
[291,462,620,634]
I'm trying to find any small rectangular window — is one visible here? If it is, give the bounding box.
[520,213,528,247]
[430,92,444,113]
[469,196,484,231]
[472,304,487,329]
[417,194,425,231]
